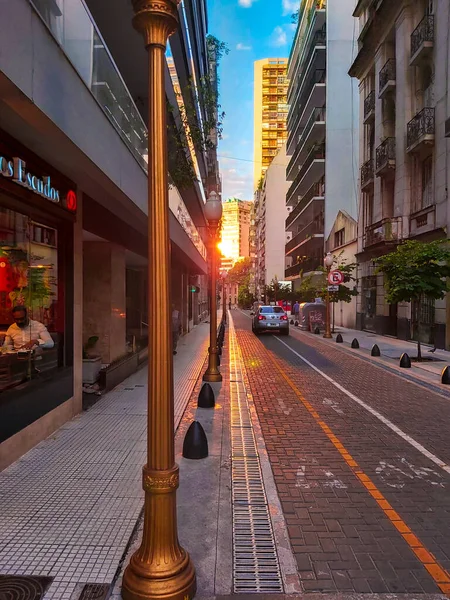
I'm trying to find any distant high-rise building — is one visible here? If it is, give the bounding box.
[220,198,252,272]
[253,58,289,190]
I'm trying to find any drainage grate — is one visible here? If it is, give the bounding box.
[229,324,283,594]
[78,583,110,600]
[0,575,53,600]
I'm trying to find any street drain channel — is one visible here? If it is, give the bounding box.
[229,323,283,594]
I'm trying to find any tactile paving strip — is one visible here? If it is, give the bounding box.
[228,323,283,594]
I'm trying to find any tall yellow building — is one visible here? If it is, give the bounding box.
[220,198,252,272]
[253,58,289,190]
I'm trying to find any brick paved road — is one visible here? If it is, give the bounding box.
[232,310,450,595]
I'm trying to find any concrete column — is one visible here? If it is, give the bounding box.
[83,242,126,363]
[73,190,83,413]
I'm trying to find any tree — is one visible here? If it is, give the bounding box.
[227,257,254,308]
[375,240,450,360]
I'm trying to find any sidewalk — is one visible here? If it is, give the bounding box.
[0,322,209,600]
[291,324,450,393]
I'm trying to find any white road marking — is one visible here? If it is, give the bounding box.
[273,336,450,476]
[295,459,347,489]
[376,458,445,489]
[323,398,344,415]
[277,398,292,415]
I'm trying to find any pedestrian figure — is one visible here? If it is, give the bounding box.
[292,300,300,320]
[172,305,182,355]
[228,299,231,311]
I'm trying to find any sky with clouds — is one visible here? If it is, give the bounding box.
[207,0,299,201]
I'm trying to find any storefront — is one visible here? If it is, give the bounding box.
[0,132,77,447]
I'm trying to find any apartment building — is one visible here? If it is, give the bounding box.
[0,0,218,467]
[253,58,289,189]
[220,198,252,272]
[349,0,449,347]
[285,0,359,290]
[254,144,290,298]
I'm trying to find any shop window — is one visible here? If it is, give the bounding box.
[0,207,71,444]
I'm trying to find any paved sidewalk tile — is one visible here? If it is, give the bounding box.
[0,323,209,600]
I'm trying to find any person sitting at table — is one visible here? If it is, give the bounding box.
[3,306,55,351]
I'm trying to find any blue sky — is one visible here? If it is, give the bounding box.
[207,0,299,201]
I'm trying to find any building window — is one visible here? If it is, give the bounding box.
[421,155,433,208]
[334,228,345,248]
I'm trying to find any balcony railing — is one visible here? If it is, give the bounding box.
[287,144,325,201]
[407,108,435,151]
[364,217,402,248]
[285,256,322,279]
[375,138,395,174]
[288,69,326,138]
[287,107,325,175]
[363,91,375,123]
[379,59,396,96]
[286,181,325,228]
[286,216,324,254]
[291,29,326,91]
[361,159,374,189]
[411,15,434,60]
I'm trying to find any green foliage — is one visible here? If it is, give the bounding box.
[227,257,253,286]
[83,336,99,360]
[295,252,358,304]
[375,240,450,304]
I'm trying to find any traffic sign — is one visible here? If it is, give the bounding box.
[328,270,344,285]
[328,285,339,292]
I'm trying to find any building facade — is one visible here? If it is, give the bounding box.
[220,198,252,272]
[0,0,218,468]
[349,0,449,347]
[253,58,289,190]
[285,0,358,291]
[254,144,290,298]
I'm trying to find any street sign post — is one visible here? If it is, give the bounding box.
[328,270,344,285]
[328,285,339,292]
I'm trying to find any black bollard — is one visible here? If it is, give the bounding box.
[442,366,450,384]
[314,327,320,335]
[182,421,208,459]
[290,319,294,325]
[294,321,299,327]
[198,383,215,408]
[351,338,359,349]
[371,344,381,357]
[336,333,343,343]
[399,353,411,368]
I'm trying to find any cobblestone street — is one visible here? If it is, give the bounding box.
[231,310,450,596]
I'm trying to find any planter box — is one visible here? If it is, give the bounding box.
[99,353,139,391]
[82,356,102,384]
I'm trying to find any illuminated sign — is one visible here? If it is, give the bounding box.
[0,155,61,203]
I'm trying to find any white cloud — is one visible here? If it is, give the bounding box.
[238,0,255,6]
[271,25,287,47]
[281,0,299,16]
[236,42,252,51]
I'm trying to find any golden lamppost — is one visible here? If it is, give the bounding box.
[203,191,223,383]
[221,269,228,324]
[122,2,196,600]
[323,252,334,339]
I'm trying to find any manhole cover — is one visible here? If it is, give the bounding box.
[0,576,53,600]
[78,584,110,600]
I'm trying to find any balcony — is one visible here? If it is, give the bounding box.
[287,144,326,205]
[379,59,396,99]
[286,216,324,255]
[410,205,436,237]
[363,91,375,124]
[286,182,325,230]
[289,29,326,99]
[375,138,395,176]
[406,108,435,153]
[287,70,326,154]
[285,256,323,280]
[364,217,402,249]
[287,107,326,179]
[410,15,434,66]
[361,159,374,190]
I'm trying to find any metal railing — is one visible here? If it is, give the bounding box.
[379,59,396,92]
[287,107,326,175]
[411,15,434,57]
[29,0,148,171]
[288,68,326,133]
[286,216,324,253]
[285,256,322,279]
[291,29,326,92]
[407,108,435,149]
[376,137,395,172]
[364,91,375,121]
[364,217,402,248]
[286,181,325,228]
[361,159,374,188]
[287,144,325,202]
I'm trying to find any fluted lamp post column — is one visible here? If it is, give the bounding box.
[323,252,334,339]
[122,2,196,600]
[221,270,228,324]
[203,191,223,383]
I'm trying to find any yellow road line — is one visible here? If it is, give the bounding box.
[264,347,450,595]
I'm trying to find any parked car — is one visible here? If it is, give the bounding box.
[252,305,289,336]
